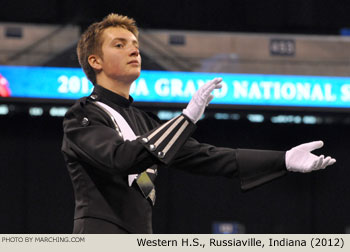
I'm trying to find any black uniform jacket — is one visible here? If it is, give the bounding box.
[61,84,287,234]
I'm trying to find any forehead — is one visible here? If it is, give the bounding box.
[100,26,137,44]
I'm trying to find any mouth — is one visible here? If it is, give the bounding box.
[127,60,140,65]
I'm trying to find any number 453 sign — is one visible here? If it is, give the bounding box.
[270,39,295,56]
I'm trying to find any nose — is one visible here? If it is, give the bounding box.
[129,45,139,57]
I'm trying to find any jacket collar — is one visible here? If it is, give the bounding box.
[91,84,134,108]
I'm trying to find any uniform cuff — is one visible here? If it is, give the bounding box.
[236,149,287,191]
[138,114,196,165]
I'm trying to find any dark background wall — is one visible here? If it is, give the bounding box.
[0,107,348,234]
[2,0,350,35]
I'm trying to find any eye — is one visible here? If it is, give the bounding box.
[115,43,124,48]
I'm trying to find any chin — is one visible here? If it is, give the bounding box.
[126,72,141,83]
[132,70,141,80]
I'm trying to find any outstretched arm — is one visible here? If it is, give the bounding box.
[171,140,336,191]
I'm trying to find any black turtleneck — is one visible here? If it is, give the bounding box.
[92,84,133,108]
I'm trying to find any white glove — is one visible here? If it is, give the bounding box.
[285,140,336,173]
[182,77,222,123]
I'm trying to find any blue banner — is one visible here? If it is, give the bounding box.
[1,65,350,109]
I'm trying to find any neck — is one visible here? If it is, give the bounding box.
[96,76,132,99]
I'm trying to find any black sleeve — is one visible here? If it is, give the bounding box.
[62,100,196,175]
[171,137,287,190]
[236,149,287,190]
[137,114,197,165]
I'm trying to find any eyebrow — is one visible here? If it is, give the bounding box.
[110,37,139,46]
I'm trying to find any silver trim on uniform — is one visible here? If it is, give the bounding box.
[146,168,156,174]
[147,116,178,141]
[153,115,184,148]
[81,117,89,126]
[161,120,189,156]
[91,101,123,138]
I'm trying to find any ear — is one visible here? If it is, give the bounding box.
[88,54,103,71]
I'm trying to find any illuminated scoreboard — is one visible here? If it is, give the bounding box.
[1,65,350,112]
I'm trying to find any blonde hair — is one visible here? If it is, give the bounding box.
[77,13,139,84]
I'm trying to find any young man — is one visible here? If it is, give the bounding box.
[61,13,336,234]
